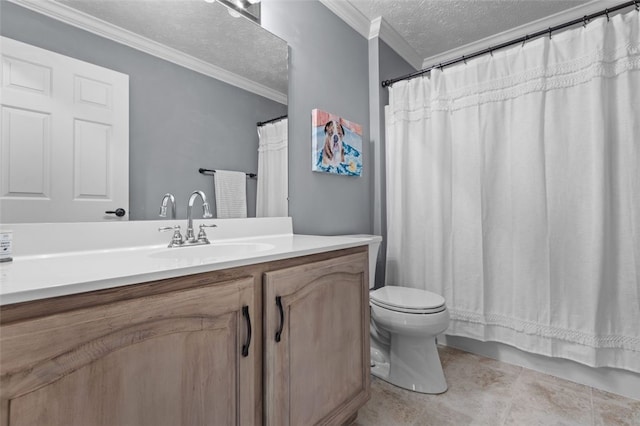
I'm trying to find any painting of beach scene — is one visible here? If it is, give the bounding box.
[311,109,362,176]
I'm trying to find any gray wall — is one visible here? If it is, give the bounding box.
[262,1,372,235]
[1,2,286,220]
[369,38,416,286]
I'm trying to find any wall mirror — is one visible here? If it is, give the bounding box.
[0,0,288,223]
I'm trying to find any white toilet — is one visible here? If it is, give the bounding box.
[359,235,449,394]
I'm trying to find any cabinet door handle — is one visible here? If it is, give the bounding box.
[275,296,284,343]
[242,306,251,357]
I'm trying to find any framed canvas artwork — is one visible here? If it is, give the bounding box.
[311,109,362,176]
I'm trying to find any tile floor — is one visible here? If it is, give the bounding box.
[354,346,640,426]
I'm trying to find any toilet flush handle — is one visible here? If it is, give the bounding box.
[275,296,284,342]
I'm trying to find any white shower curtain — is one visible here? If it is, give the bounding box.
[385,10,640,372]
[257,118,288,217]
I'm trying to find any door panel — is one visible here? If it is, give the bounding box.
[1,55,51,96]
[1,106,51,197]
[0,36,128,222]
[73,119,111,198]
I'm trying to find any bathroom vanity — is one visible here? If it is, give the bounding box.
[0,218,372,425]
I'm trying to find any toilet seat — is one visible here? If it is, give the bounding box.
[370,287,446,314]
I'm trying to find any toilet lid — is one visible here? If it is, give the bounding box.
[370,286,445,312]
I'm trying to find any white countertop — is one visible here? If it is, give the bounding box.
[0,218,377,305]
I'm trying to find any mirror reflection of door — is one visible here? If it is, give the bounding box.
[0,37,129,223]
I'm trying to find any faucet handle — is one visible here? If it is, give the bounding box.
[158,225,184,247]
[197,223,216,243]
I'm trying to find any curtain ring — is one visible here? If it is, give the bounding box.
[522,34,528,47]
[489,46,494,57]
[583,15,589,27]
[462,55,467,65]
[548,27,553,39]
[635,0,639,11]
[605,9,610,22]
[438,63,444,70]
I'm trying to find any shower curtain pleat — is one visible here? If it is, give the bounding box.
[385,10,640,372]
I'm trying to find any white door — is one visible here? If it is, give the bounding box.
[0,37,129,223]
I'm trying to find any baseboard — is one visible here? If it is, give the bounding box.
[438,334,640,401]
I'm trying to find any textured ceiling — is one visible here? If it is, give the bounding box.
[348,0,590,63]
[53,0,592,95]
[57,0,288,95]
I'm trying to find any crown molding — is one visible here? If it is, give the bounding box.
[318,0,370,38]
[421,0,621,69]
[371,17,422,70]
[320,0,421,71]
[7,0,287,104]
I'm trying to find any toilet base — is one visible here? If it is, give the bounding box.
[370,359,390,379]
[370,336,448,394]
[370,347,390,376]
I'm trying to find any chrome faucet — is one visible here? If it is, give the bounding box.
[158,193,176,219]
[186,190,213,243]
[159,190,216,247]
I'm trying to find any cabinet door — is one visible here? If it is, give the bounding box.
[264,252,370,426]
[0,277,256,426]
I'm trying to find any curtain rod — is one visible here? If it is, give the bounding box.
[382,0,638,88]
[257,114,287,127]
[199,168,257,179]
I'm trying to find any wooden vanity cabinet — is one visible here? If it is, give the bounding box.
[0,246,370,426]
[263,252,370,426]
[0,276,258,426]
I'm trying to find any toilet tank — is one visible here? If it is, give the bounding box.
[346,235,382,289]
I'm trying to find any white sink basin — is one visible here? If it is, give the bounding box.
[149,242,275,261]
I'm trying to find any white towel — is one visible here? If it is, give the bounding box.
[214,170,247,218]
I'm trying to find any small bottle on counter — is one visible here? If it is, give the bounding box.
[0,231,13,262]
